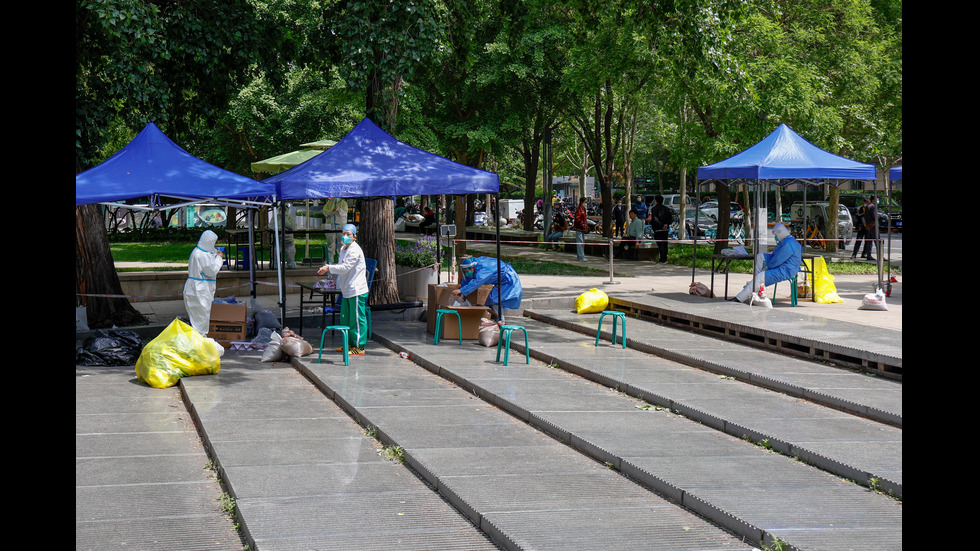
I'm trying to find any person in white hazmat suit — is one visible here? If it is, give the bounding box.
[731,223,802,303]
[183,230,224,335]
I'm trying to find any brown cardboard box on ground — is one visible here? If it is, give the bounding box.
[208,303,247,347]
[427,283,493,337]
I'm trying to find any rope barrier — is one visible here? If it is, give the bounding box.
[79,263,443,302]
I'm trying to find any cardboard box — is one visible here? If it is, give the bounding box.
[427,283,493,338]
[436,306,491,340]
[209,303,247,347]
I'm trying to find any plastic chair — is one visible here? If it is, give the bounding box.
[434,309,462,345]
[772,276,798,307]
[596,311,627,348]
[496,325,529,366]
[318,325,350,365]
[235,247,250,270]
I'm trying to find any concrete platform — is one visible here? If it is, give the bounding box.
[79,242,901,550]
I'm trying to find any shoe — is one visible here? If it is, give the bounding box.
[727,297,742,303]
[349,347,365,356]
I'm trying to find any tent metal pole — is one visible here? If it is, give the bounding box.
[435,197,441,284]
[248,208,256,299]
[750,180,763,296]
[272,201,285,324]
[495,194,503,323]
[691,184,703,284]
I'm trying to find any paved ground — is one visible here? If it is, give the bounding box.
[79,239,901,550]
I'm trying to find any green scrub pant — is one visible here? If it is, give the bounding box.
[339,292,369,348]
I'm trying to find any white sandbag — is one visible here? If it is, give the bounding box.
[478,318,499,347]
[859,289,888,311]
[261,332,284,362]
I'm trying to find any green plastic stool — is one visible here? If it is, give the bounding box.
[318,325,350,365]
[773,276,798,306]
[434,309,462,345]
[596,310,627,348]
[496,325,529,366]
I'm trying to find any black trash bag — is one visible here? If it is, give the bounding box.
[76,330,144,366]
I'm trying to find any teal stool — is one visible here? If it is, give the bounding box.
[434,309,462,345]
[318,325,350,365]
[595,310,627,348]
[772,276,798,306]
[496,325,529,366]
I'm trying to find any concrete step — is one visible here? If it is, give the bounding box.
[179,354,500,551]
[524,306,902,428]
[76,365,245,551]
[510,314,902,495]
[366,318,902,550]
[291,342,757,551]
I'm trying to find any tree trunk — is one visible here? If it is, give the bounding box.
[522,140,540,231]
[358,198,399,305]
[714,183,731,254]
[76,204,148,328]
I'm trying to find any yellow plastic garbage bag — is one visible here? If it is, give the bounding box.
[135,318,223,388]
[802,257,842,304]
[575,288,609,314]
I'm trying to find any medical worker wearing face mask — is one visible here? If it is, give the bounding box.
[317,224,368,354]
[732,223,802,303]
[452,256,523,319]
[183,230,224,335]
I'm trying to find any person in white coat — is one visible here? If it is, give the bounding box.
[183,230,224,335]
[317,223,368,354]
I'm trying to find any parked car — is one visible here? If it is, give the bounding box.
[833,192,902,232]
[789,201,853,247]
[677,207,745,243]
[699,200,744,222]
[655,194,697,216]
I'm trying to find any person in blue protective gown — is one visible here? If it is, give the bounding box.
[452,256,523,319]
[183,230,224,335]
[732,223,802,303]
[317,223,369,355]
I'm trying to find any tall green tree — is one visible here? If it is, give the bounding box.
[327,0,448,303]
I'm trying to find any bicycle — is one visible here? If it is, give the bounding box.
[792,217,825,249]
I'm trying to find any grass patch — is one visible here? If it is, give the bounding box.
[664,244,900,276]
[111,237,897,276]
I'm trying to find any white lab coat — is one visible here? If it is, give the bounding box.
[326,240,368,298]
[183,230,224,335]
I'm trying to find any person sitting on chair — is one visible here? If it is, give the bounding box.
[731,223,802,303]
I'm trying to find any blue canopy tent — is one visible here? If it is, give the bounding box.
[889,166,901,181]
[263,118,508,318]
[264,118,499,198]
[76,122,283,304]
[76,122,276,205]
[696,124,878,298]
